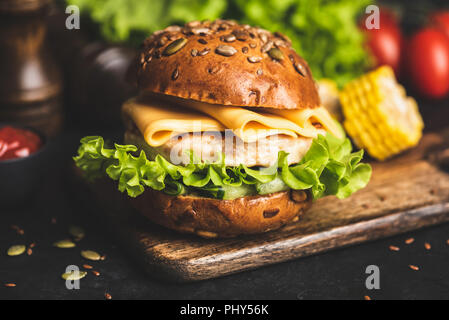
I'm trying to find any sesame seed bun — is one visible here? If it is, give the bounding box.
[128,19,321,110]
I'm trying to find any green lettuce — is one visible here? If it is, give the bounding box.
[73,134,371,200]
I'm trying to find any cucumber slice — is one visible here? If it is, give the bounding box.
[256,176,290,195]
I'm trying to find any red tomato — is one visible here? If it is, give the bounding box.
[430,12,449,39]
[361,8,404,76]
[407,28,449,98]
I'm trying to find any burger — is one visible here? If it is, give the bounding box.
[74,20,371,238]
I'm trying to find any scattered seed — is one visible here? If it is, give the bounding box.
[198,38,208,45]
[364,295,371,300]
[83,264,93,270]
[7,245,26,256]
[100,255,106,261]
[409,265,419,271]
[268,47,284,61]
[29,243,36,248]
[105,293,112,300]
[215,45,237,57]
[53,240,76,249]
[163,38,187,56]
[249,43,257,48]
[389,245,400,252]
[62,271,87,281]
[81,250,101,261]
[92,271,100,277]
[405,238,415,245]
[256,69,263,76]
[424,242,431,250]
[11,225,24,235]
[4,283,16,287]
[69,226,85,241]
[191,49,198,57]
[248,56,262,63]
[27,248,32,256]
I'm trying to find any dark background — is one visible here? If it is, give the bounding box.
[1,0,449,300]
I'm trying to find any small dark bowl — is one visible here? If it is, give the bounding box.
[0,124,53,209]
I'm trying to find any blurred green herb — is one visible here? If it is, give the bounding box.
[66,0,373,86]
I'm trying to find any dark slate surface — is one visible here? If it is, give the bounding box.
[0,127,448,300]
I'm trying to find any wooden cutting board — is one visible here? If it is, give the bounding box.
[74,130,449,282]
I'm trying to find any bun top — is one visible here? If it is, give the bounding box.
[130,20,320,110]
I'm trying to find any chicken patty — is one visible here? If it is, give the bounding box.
[124,129,324,167]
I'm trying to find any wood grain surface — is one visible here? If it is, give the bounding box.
[77,130,449,282]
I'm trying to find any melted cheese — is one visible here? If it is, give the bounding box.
[123,96,343,147]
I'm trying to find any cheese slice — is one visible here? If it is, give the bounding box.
[266,107,345,139]
[123,99,225,147]
[123,96,343,148]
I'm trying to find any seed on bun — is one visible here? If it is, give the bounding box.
[129,19,320,110]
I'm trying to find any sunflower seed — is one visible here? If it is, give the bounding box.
[69,226,85,241]
[157,37,167,47]
[61,271,87,281]
[81,250,101,261]
[53,240,76,249]
[186,21,201,28]
[191,49,198,57]
[164,25,181,33]
[248,56,262,63]
[223,34,236,42]
[268,47,284,61]
[198,48,210,56]
[208,65,220,74]
[294,62,307,77]
[163,38,188,56]
[242,46,249,54]
[232,30,248,41]
[215,45,237,57]
[261,41,273,53]
[259,33,268,43]
[191,27,210,35]
[172,67,179,80]
[198,38,208,45]
[7,245,26,256]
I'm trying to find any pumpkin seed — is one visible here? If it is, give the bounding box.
[53,239,76,249]
[7,245,26,256]
[69,226,85,241]
[81,250,101,261]
[215,45,237,57]
[163,38,187,56]
[61,271,87,281]
[268,48,284,61]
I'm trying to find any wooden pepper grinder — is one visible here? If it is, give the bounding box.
[0,0,63,137]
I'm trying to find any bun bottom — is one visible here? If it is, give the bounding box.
[129,189,311,238]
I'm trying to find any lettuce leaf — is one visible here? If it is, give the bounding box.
[73,134,371,200]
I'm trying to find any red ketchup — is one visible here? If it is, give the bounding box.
[0,126,42,161]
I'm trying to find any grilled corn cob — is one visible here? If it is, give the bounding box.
[340,66,423,161]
